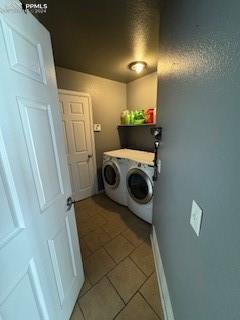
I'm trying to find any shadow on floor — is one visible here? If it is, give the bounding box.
[91,193,152,245]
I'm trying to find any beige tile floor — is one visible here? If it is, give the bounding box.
[70,194,164,320]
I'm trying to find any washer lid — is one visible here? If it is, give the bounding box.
[127,168,153,204]
[103,161,120,189]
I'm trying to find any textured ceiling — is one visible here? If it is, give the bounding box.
[38,0,160,83]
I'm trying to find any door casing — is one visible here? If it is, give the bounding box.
[58,89,97,200]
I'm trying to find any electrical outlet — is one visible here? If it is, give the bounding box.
[190,200,203,236]
[94,124,101,132]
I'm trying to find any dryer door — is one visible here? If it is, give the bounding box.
[103,161,120,189]
[127,168,153,204]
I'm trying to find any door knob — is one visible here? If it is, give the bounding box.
[88,154,93,159]
[66,196,75,211]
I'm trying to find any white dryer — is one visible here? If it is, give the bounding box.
[126,161,154,223]
[102,153,129,206]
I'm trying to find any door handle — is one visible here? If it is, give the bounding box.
[66,196,75,211]
[88,154,93,159]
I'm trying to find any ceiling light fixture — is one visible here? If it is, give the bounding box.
[128,61,147,74]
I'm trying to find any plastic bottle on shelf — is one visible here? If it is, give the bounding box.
[120,110,130,125]
[125,111,131,125]
[129,111,135,124]
[153,108,156,124]
[120,110,126,124]
[145,108,156,124]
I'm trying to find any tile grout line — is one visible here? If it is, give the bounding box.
[79,216,125,246]
[103,237,136,264]
[120,229,148,248]
[128,253,152,278]
[128,246,164,319]
[112,294,138,320]
[81,247,117,289]
[110,269,161,320]
[77,273,159,320]
[79,231,152,299]
[77,303,86,320]
[129,261,154,295]
[112,286,154,320]
[106,256,151,309]
[76,196,156,319]
[76,200,150,237]
[79,202,151,251]
[81,232,119,261]
[138,290,162,320]
[106,274,126,306]
[77,275,125,320]
[80,220,150,260]
[81,225,111,253]
[80,238,93,257]
[81,239,149,266]
[79,255,151,309]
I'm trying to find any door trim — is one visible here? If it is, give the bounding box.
[58,89,98,196]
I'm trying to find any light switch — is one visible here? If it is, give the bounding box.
[190,200,203,236]
[94,124,101,132]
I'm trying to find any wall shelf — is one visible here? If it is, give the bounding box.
[118,123,156,127]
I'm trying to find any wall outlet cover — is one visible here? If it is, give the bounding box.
[94,123,101,132]
[190,200,203,236]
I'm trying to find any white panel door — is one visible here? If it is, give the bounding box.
[59,90,97,201]
[0,2,84,320]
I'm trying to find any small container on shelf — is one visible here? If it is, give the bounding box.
[134,119,145,125]
[133,110,145,125]
[145,108,156,124]
[119,108,156,126]
[120,110,130,125]
[130,111,135,124]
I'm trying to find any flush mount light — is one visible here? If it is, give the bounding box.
[128,61,147,74]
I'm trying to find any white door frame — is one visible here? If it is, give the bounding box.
[58,89,98,197]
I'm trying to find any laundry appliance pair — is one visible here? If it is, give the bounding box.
[102,149,154,224]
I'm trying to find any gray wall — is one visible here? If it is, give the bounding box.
[56,67,126,189]
[127,72,158,110]
[153,0,240,319]
[120,72,158,151]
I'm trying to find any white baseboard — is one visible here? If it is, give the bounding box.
[151,226,175,320]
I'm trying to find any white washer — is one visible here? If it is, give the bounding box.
[127,160,154,224]
[102,153,129,206]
